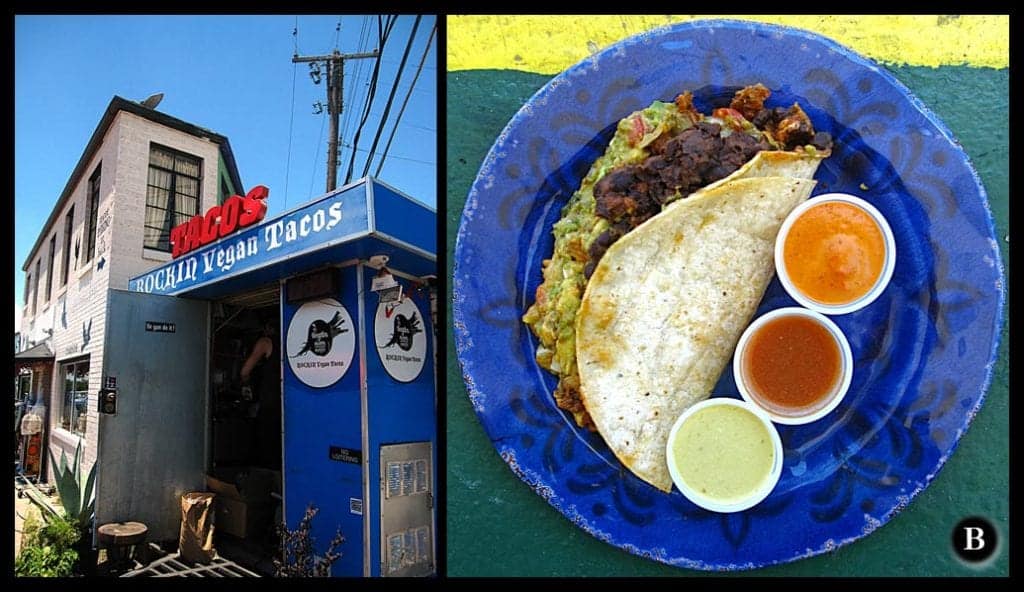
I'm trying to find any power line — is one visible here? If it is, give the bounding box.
[343,15,397,185]
[343,16,386,184]
[339,16,371,169]
[361,15,422,179]
[308,110,326,201]
[390,121,434,133]
[376,24,435,177]
[293,22,380,193]
[284,57,297,209]
[343,142,435,166]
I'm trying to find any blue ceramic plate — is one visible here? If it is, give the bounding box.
[453,20,1004,570]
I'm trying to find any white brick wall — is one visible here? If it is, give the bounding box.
[21,109,226,481]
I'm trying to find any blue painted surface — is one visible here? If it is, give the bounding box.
[282,264,365,577]
[371,182,437,257]
[182,236,434,302]
[363,265,437,576]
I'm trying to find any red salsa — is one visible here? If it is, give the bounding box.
[742,314,841,413]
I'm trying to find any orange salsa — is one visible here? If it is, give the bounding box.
[783,201,886,305]
[742,315,840,413]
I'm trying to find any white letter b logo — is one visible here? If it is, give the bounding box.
[953,517,997,564]
[963,526,985,551]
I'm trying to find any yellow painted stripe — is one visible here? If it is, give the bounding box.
[447,15,1009,72]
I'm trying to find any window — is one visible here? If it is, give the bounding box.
[61,206,74,286]
[61,358,90,436]
[17,372,32,404]
[45,235,56,301]
[145,144,201,252]
[24,272,31,310]
[33,260,40,316]
[84,165,101,264]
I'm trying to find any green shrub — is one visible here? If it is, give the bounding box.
[15,514,81,577]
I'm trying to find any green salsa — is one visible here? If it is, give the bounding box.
[670,404,775,502]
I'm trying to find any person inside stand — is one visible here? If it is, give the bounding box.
[240,317,282,470]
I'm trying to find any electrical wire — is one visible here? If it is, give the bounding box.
[343,15,397,185]
[308,110,326,201]
[284,21,299,209]
[339,15,371,173]
[375,23,435,177]
[344,142,435,166]
[361,15,422,179]
[343,16,386,184]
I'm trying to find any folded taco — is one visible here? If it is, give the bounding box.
[522,84,832,431]
[577,175,817,491]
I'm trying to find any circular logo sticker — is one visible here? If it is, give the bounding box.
[286,299,355,388]
[952,516,999,565]
[374,297,427,383]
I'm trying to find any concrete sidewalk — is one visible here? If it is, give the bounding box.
[13,480,61,559]
[14,486,41,558]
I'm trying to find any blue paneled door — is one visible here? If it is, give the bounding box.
[281,264,364,577]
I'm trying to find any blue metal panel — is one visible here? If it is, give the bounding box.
[181,236,435,302]
[362,265,437,576]
[129,181,370,296]
[282,265,364,577]
[369,180,436,258]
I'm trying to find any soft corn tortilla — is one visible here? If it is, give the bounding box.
[576,176,817,492]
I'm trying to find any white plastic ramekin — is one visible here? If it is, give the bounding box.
[734,307,853,425]
[775,193,896,315]
[665,398,783,513]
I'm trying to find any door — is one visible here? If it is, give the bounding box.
[379,442,434,577]
[96,289,209,541]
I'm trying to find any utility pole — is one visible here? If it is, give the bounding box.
[293,49,379,192]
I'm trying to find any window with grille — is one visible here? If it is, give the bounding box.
[45,234,56,301]
[61,358,90,436]
[61,206,74,286]
[84,164,101,264]
[24,272,31,312]
[33,260,40,316]
[145,144,202,252]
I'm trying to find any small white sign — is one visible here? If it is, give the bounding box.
[371,272,399,292]
[374,297,427,383]
[286,299,355,388]
[378,284,403,304]
[350,498,363,515]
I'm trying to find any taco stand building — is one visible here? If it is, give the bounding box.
[17,96,437,577]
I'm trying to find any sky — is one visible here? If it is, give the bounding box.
[14,14,437,333]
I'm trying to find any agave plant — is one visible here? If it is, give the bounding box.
[47,441,97,532]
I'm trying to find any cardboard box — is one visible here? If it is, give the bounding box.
[206,469,275,539]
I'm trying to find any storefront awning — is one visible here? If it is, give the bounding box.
[127,177,435,301]
[14,342,54,362]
